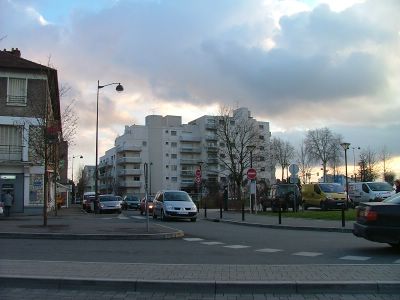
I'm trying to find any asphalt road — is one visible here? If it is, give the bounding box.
[2,209,399,265]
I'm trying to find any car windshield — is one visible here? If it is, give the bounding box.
[383,193,400,204]
[367,182,393,191]
[126,196,139,202]
[164,192,191,201]
[319,184,344,193]
[99,196,118,202]
[277,185,297,194]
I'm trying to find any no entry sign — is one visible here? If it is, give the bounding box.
[247,168,257,180]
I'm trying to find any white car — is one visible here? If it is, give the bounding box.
[91,194,122,214]
[153,190,197,222]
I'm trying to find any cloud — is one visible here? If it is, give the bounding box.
[1,0,399,167]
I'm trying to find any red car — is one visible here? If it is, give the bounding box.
[140,196,154,215]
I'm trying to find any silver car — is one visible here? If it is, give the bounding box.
[153,190,197,222]
[91,194,122,214]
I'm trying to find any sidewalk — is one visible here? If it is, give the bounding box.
[0,206,399,295]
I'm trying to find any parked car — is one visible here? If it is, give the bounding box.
[353,193,400,248]
[302,183,347,210]
[0,202,3,215]
[140,195,155,215]
[82,192,96,212]
[348,182,395,206]
[121,195,140,210]
[153,190,197,222]
[91,194,122,214]
[260,184,301,212]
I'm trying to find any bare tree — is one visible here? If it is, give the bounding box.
[215,106,261,203]
[296,140,313,184]
[305,127,342,182]
[270,137,295,181]
[358,148,379,181]
[380,145,391,180]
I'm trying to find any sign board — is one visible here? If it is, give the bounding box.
[247,168,257,180]
[195,169,202,178]
[195,176,201,184]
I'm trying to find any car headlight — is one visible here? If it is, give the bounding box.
[148,204,154,209]
[100,203,104,208]
[326,197,334,201]
[192,205,197,211]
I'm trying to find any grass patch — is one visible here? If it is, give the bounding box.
[258,209,356,221]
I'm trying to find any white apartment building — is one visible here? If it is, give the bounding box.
[98,107,275,197]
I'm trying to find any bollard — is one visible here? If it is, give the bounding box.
[220,199,223,219]
[278,205,282,224]
[341,203,345,227]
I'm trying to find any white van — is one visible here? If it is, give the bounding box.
[348,182,395,205]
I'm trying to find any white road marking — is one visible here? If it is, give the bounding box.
[183,238,204,242]
[394,259,400,264]
[223,245,250,249]
[201,241,225,245]
[131,216,146,220]
[255,248,283,253]
[118,215,130,220]
[292,252,322,257]
[339,256,371,261]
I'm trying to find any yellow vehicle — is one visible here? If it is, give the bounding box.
[302,183,347,210]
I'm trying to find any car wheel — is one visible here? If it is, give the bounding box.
[320,201,327,211]
[190,218,197,222]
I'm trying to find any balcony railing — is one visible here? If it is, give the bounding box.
[180,159,201,165]
[180,147,202,153]
[117,169,142,176]
[0,145,23,161]
[119,181,142,188]
[179,136,201,142]
[116,144,142,153]
[181,170,195,177]
[116,157,142,164]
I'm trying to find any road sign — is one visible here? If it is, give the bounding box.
[195,169,202,178]
[195,176,201,184]
[247,168,257,180]
[289,164,299,175]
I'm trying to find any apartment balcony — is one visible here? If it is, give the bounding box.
[0,145,23,162]
[205,135,217,141]
[205,123,216,130]
[207,158,219,164]
[99,160,113,167]
[116,144,142,153]
[117,169,142,176]
[206,146,218,152]
[181,170,195,177]
[119,181,142,188]
[116,157,142,164]
[180,158,201,165]
[206,169,219,177]
[180,147,202,153]
[179,136,201,142]
[181,180,195,187]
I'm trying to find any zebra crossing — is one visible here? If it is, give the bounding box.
[182,237,400,263]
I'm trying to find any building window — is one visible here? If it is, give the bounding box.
[261,167,265,171]
[166,165,169,168]
[165,130,169,133]
[7,78,27,105]
[171,130,177,136]
[171,142,177,147]
[134,176,140,181]
[260,146,264,150]
[166,153,169,157]
[165,142,169,145]
[171,165,177,171]
[219,142,225,147]
[259,125,264,129]
[171,153,177,159]
[259,135,264,140]
[171,177,177,182]
[142,141,147,146]
[259,156,265,161]
[166,177,169,180]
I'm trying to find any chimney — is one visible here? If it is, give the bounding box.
[4,48,21,58]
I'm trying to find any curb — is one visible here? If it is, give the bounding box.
[205,218,353,233]
[0,276,399,294]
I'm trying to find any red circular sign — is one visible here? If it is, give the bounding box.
[195,169,202,177]
[247,168,257,180]
[195,177,201,184]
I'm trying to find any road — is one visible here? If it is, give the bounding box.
[2,209,399,265]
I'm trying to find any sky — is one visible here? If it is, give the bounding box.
[1,0,399,180]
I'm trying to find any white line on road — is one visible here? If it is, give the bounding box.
[183,238,204,242]
[394,259,400,264]
[223,245,251,249]
[118,215,130,220]
[201,241,225,245]
[339,256,371,261]
[131,216,146,220]
[255,248,283,253]
[292,252,323,257]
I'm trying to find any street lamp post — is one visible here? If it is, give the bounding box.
[352,146,360,182]
[247,145,256,214]
[71,155,83,204]
[95,81,123,210]
[341,142,350,227]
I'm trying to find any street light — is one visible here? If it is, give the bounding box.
[71,155,83,204]
[247,145,256,214]
[95,81,123,210]
[352,146,360,182]
[340,142,350,212]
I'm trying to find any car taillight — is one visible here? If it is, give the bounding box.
[364,207,378,221]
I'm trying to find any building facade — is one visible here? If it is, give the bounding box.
[96,107,274,198]
[0,48,62,214]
